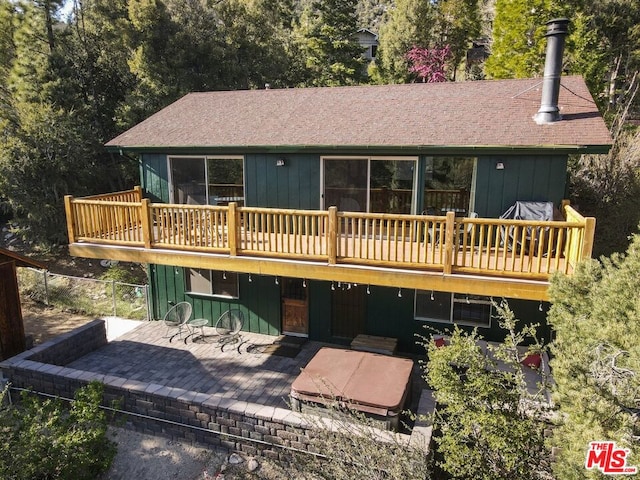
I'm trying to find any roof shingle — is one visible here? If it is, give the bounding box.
[106,76,612,151]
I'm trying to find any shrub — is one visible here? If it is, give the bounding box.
[0,381,117,480]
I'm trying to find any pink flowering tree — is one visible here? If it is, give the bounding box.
[406,44,452,83]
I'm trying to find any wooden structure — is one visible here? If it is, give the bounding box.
[63,76,612,351]
[64,188,595,299]
[0,248,46,360]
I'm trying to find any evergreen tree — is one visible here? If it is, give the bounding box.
[484,0,559,78]
[548,233,640,478]
[433,0,482,80]
[295,0,366,86]
[375,0,436,83]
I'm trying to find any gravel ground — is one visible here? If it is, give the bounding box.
[102,426,292,480]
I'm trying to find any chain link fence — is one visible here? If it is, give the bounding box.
[17,268,151,321]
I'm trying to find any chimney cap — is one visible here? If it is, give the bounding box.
[544,18,570,36]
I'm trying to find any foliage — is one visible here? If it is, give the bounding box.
[547,234,640,479]
[486,0,640,116]
[286,405,431,479]
[568,129,640,257]
[484,0,558,79]
[424,302,552,479]
[374,0,436,83]
[294,0,366,87]
[432,0,482,80]
[0,381,116,480]
[406,44,451,83]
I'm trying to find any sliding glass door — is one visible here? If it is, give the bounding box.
[169,156,244,206]
[322,156,417,214]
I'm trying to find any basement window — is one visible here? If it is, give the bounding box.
[414,290,491,328]
[186,268,239,299]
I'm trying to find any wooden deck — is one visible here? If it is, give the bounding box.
[64,188,595,300]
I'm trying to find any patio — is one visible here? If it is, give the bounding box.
[66,320,426,419]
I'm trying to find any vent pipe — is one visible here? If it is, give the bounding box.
[534,18,570,125]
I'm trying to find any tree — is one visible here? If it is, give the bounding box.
[406,44,451,83]
[484,0,558,78]
[294,0,366,87]
[425,302,552,479]
[374,0,436,83]
[548,234,640,479]
[432,0,482,80]
[568,129,640,257]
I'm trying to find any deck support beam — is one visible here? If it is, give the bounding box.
[69,243,550,301]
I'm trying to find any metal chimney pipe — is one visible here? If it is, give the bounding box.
[534,18,570,125]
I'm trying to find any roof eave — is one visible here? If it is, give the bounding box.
[105,143,613,156]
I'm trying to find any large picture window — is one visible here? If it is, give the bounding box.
[169,156,244,206]
[186,268,239,298]
[414,290,491,328]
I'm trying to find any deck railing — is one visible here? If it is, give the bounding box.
[64,191,596,280]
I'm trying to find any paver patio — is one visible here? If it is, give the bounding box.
[68,321,424,412]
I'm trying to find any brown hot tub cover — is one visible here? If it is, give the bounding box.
[290,347,413,417]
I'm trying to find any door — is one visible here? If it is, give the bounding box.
[331,284,367,339]
[281,278,308,337]
[322,156,418,213]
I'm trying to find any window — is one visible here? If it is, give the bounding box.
[186,268,239,298]
[423,156,475,215]
[322,156,418,214]
[169,156,244,206]
[414,290,491,327]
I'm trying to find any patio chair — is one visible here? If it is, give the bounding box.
[215,309,244,352]
[163,301,193,342]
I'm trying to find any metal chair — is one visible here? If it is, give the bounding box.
[163,302,193,342]
[215,309,244,352]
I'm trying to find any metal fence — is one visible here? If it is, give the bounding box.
[17,268,151,321]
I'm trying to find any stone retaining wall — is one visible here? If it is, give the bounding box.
[0,320,430,459]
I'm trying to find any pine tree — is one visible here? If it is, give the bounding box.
[295,0,366,86]
[548,234,640,478]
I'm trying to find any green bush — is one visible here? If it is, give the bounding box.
[0,381,117,480]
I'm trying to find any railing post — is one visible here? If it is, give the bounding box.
[134,185,142,202]
[64,195,76,244]
[328,207,337,265]
[443,211,455,274]
[582,217,596,260]
[140,198,152,249]
[228,202,238,256]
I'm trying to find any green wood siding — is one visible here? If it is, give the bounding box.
[474,155,567,218]
[149,265,280,335]
[140,154,169,202]
[245,154,320,209]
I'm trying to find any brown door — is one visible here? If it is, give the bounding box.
[331,284,366,339]
[281,278,308,336]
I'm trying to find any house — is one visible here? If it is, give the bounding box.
[64,19,611,352]
[355,28,378,61]
[0,248,46,359]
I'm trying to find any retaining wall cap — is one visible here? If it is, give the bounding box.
[192,392,210,405]
[217,397,236,411]
[139,382,160,394]
[122,379,147,392]
[202,395,223,409]
[254,405,276,421]
[244,402,263,417]
[228,400,249,415]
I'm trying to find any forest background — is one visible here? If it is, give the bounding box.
[0,0,638,254]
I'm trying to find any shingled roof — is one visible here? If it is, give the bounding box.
[106,76,612,153]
